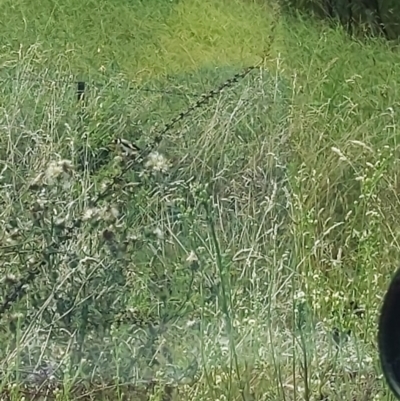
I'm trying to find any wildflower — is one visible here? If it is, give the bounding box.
[82,207,100,221]
[100,180,111,192]
[45,161,63,183]
[113,155,123,164]
[186,319,198,328]
[153,227,164,240]
[294,290,306,301]
[145,151,170,173]
[1,274,18,285]
[44,159,73,185]
[186,250,199,270]
[100,205,119,222]
[186,250,198,263]
[30,198,47,221]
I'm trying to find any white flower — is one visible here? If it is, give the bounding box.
[153,227,164,240]
[82,208,100,221]
[45,161,63,183]
[294,290,306,301]
[145,151,170,173]
[44,159,73,185]
[186,251,198,263]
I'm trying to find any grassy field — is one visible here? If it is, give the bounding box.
[0,0,400,399]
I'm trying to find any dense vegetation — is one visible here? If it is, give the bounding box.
[0,0,399,399]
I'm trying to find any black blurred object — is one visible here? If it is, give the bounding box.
[77,81,85,102]
[378,268,400,399]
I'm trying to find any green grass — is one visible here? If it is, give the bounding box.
[0,0,272,79]
[0,0,399,400]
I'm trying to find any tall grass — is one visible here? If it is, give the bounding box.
[0,0,398,400]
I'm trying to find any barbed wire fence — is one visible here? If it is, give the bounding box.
[0,75,203,98]
[0,6,284,397]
